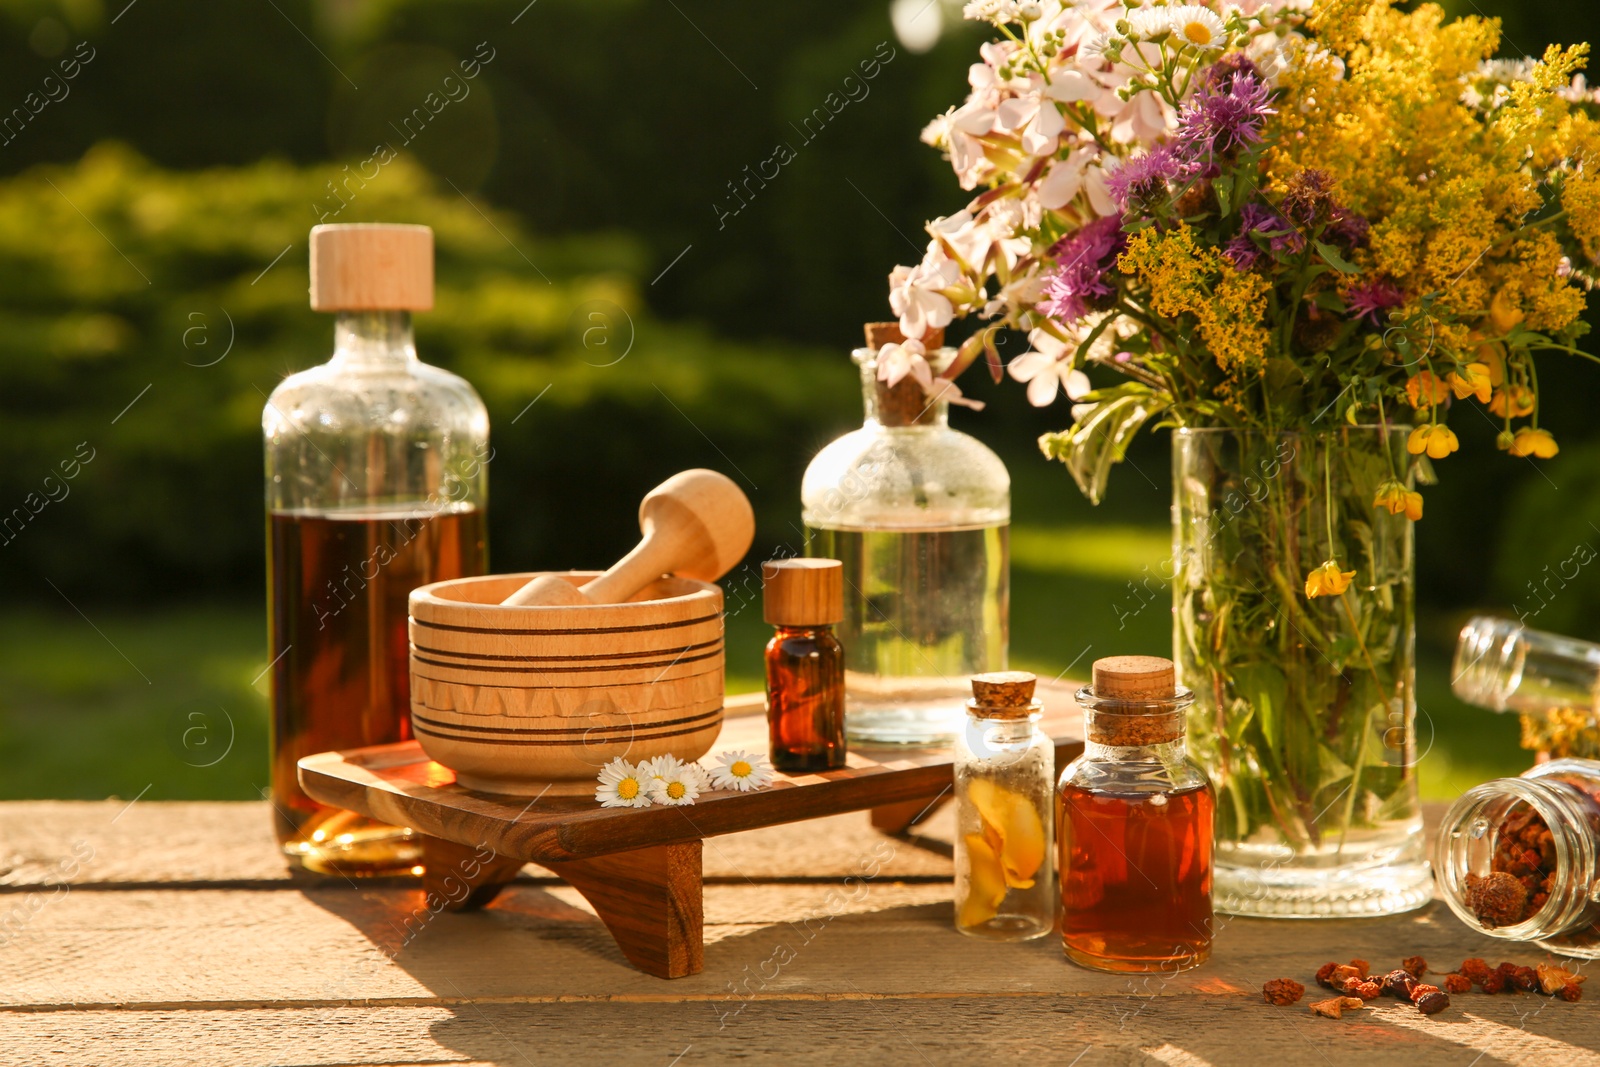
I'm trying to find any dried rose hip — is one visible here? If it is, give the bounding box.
[1443,974,1472,994]
[1330,964,1362,989]
[1458,958,1490,986]
[1309,996,1364,1019]
[1401,956,1428,978]
[1464,872,1528,928]
[1409,984,1441,1003]
[1315,961,1341,989]
[1558,984,1583,1003]
[1263,978,1305,1005]
[1481,973,1509,995]
[1536,963,1585,995]
[1347,959,1370,979]
[1415,991,1450,1016]
[1381,970,1418,999]
[1348,980,1382,1001]
[1512,966,1539,992]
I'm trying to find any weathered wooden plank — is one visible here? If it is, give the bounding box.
[0,881,1566,1010]
[2,996,1597,1067]
[0,802,957,887]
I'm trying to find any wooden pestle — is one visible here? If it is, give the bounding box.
[502,469,755,607]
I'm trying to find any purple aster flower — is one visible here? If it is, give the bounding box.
[1104,144,1189,210]
[1204,53,1262,93]
[1344,278,1405,325]
[1175,71,1275,160]
[1281,168,1371,249]
[1223,201,1303,270]
[1040,215,1127,322]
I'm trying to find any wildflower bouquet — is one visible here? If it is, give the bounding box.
[888,0,1600,912]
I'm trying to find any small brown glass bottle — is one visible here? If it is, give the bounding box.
[763,558,846,773]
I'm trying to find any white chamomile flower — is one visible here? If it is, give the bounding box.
[1127,8,1171,40]
[640,753,687,782]
[710,750,775,792]
[595,758,651,808]
[1168,5,1226,50]
[648,764,701,806]
[963,0,1020,25]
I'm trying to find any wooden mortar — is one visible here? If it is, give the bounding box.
[408,572,724,795]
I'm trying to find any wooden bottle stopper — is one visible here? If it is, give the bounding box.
[502,469,755,607]
[1092,655,1176,700]
[762,559,844,627]
[310,223,434,311]
[863,322,947,428]
[969,671,1038,718]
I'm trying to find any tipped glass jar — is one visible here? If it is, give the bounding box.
[954,672,1054,941]
[264,224,489,875]
[1435,759,1600,958]
[1059,656,1213,972]
[1453,616,1600,759]
[801,323,1010,747]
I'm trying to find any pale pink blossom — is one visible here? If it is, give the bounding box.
[995,77,1066,158]
[1007,329,1092,406]
[887,251,961,340]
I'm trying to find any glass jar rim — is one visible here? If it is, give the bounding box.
[1075,683,1195,713]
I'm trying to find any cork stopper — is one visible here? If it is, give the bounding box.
[762,558,844,627]
[1085,656,1184,745]
[968,671,1040,719]
[310,224,434,311]
[1092,656,1176,700]
[862,322,948,429]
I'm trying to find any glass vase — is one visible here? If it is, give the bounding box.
[1172,426,1431,917]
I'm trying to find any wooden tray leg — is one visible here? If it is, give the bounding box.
[547,841,704,979]
[421,836,526,912]
[870,791,951,835]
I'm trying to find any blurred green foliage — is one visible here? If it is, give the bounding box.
[0,144,864,599]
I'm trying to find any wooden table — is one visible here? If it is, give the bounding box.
[2,798,1596,1063]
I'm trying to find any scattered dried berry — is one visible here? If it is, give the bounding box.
[1558,983,1583,1003]
[1381,970,1419,1000]
[1348,959,1370,979]
[1409,983,1441,1003]
[1443,974,1472,994]
[1401,956,1428,978]
[1348,979,1382,1001]
[1464,872,1529,928]
[1481,972,1508,995]
[1496,962,1520,978]
[1309,996,1365,1019]
[1536,963,1586,996]
[1512,966,1539,992]
[1315,961,1340,989]
[1415,990,1451,1016]
[1458,958,1490,985]
[1330,964,1362,989]
[1263,978,1305,1005]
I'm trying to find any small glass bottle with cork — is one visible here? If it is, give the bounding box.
[954,671,1054,941]
[1058,656,1213,972]
[763,558,847,773]
[263,223,489,875]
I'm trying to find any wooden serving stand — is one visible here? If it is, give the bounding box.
[300,681,1084,979]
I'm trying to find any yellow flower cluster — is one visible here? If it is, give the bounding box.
[1273,4,1599,346]
[1118,225,1271,373]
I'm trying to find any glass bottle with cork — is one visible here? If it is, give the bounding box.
[1059,656,1213,972]
[763,558,847,773]
[954,671,1055,940]
[263,223,489,875]
[800,322,1010,747]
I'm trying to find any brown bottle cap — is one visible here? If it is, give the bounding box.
[763,558,844,626]
[1092,655,1176,700]
[310,223,434,311]
[864,322,945,350]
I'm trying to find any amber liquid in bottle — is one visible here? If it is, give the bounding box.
[269,505,486,874]
[765,625,846,773]
[1058,781,1214,972]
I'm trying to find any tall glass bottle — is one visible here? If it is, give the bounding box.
[801,323,1009,746]
[264,224,489,875]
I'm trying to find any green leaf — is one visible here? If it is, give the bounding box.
[1039,390,1170,505]
[1215,174,1234,217]
[1314,240,1360,274]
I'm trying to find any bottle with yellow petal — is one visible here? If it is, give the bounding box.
[953,672,1054,941]
[1058,656,1213,972]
